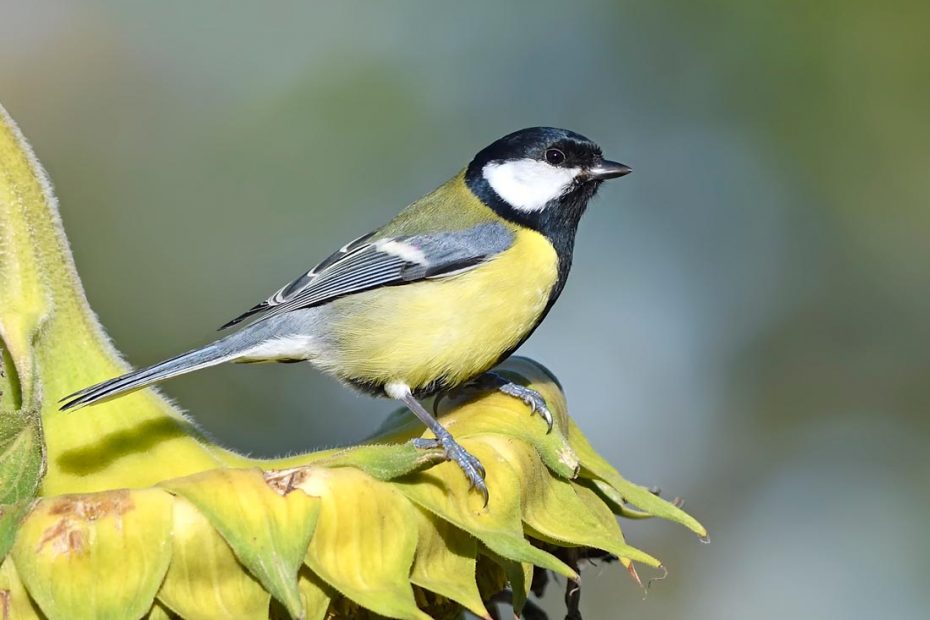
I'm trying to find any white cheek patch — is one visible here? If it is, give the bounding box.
[482,159,581,212]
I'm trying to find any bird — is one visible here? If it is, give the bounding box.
[60,126,631,502]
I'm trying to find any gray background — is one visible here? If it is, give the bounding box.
[3,2,928,618]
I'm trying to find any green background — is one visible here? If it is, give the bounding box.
[3,1,928,617]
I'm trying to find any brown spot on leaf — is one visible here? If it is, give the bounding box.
[263,466,311,496]
[1,588,10,620]
[36,517,82,556]
[48,489,133,521]
[36,491,133,556]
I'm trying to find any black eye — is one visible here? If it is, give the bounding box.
[545,148,565,165]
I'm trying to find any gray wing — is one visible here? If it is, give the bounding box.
[219,222,514,329]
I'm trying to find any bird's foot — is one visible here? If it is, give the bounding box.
[496,382,554,433]
[464,372,554,433]
[413,432,488,505]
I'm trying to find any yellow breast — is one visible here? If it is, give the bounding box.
[318,227,560,391]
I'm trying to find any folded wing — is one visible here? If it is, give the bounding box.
[220,222,515,329]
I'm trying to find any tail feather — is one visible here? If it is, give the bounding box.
[59,343,232,411]
[60,312,315,411]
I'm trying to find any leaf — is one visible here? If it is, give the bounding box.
[0,408,43,506]
[146,601,180,619]
[396,437,576,580]
[12,488,173,620]
[568,417,708,538]
[307,443,443,481]
[163,468,320,619]
[479,548,533,616]
[158,496,271,620]
[442,394,580,480]
[572,482,636,575]
[0,343,18,414]
[0,500,33,563]
[409,506,488,619]
[297,466,429,620]
[483,436,660,568]
[294,566,335,620]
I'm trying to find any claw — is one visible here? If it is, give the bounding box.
[497,382,554,433]
[413,433,488,505]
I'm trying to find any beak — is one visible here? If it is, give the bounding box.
[586,160,632,180]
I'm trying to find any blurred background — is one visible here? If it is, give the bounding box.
[2,1,928,618]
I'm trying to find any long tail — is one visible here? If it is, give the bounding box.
[59,343,234,411]
[58,325,277,411]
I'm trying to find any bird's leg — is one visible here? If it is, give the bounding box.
[470,372,554,433]
[387,382,488,504]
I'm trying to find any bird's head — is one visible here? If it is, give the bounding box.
[465,127,630,234]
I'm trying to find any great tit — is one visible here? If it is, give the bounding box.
[61,127,631,501]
